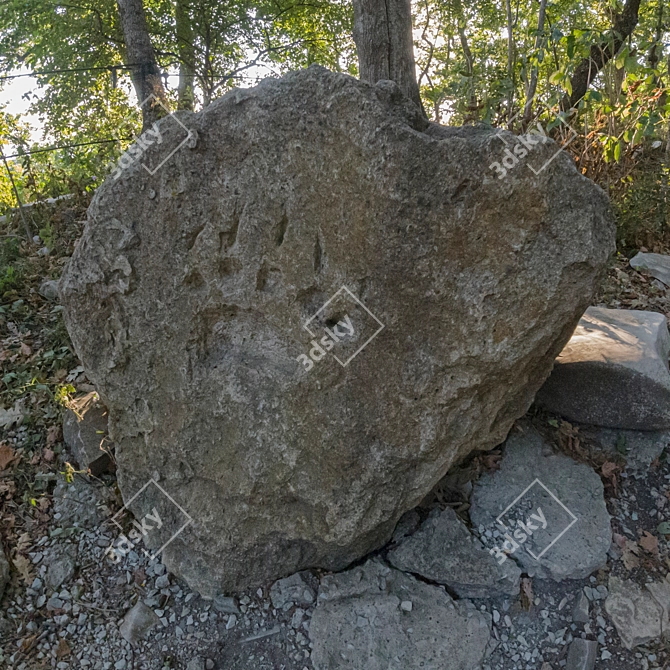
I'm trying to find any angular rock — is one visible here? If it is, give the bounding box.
[605,577,662,649]
[213,594,240,615]
[387,506,521,598]
[52,474,112,529]
[0,545,9,601]
[309,559,491,670]
[119,601,160,644]
[62,392,113,476]
[270,572,315,610]
[536,307,670,429]
[630,251,670,287]
[565,638,597,670]
[38,279,60,301]
[572,592,590,624]
[470,426,611,581]
[60,65,614,595]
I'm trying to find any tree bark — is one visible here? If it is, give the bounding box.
[176,0,195,111]
[522,0,548,126]
[352,0,424,112]
[117,0,167,128]
[560,0,641,111]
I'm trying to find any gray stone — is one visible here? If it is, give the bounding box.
[119,601,160,645]
[60,65,615,596]
[186,659,205,670]
[565,638,597,670]
[470,426,611,581]
[213,594,239,614]
[646,580,670,639]
[270,573,314,610]
[387,506,521,598]
[605,577,662,649]
[38,279,60,301]
[310,559,491,670]
[0,545,9,600]
[536,307,670,429]
[630,251,670,287]
[573,592,590,624]
[46,546,76,591]
[62,392,113,476]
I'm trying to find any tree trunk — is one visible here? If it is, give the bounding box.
[117,0,167,128]
[352,0,424,113]
[176,0,195,111]
[522,0,548,127]
[560,0,641,111]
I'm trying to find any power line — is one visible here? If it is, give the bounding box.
[3,137,130,160]
[0,64,141,81]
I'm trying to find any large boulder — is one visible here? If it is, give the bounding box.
[60,65,614,595]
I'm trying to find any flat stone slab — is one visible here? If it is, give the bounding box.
[605,577,662,649]
[565,638,597,670]
[535,307,670,429]
[593,428,670,473]
[470,426,611,581]
[630,252,670,287]
[387,506,521,598]
[309,559,491,669]
[119,601,160,645]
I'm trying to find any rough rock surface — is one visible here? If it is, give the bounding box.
[60,65,614,594]
[605,577,663,649]
[62,392,113,476]
[536,307,670,429]
[309,559,491,669]
[387,506,521,598]
[119,601,160,645]
[470,426,611,581]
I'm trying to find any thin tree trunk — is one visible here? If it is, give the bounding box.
[352,0,424,113]
[560,0,641,111]
[522,0,548,126]
[453,0,477,119]
[117,0,167,129]
[505,0,515,120]
[176,0,195,111]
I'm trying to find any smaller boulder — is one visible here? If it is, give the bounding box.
[309,559,491,670]
[593,428,670,474]
[630,252,670,287]
[45,544,77,591]
[605,577,662,649]
[387,507,521,598]
[119,601,160,644]
[62,392,113,476]
[535,307,670,429]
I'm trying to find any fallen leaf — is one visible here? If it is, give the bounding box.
[0,400,23,429]
[42,448,55,463]
[520,577,533,611]
[12,554,33,583]
[19,342,31,356]
[0,444,16,470]
[55,639,70,658]
[46,425,61,448]
[622,540,641,570]
[640,531,659,557]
